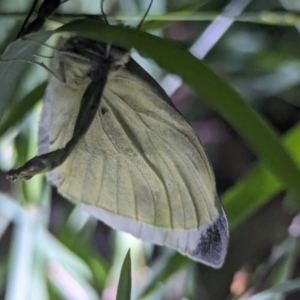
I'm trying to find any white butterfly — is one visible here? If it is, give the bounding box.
[11,36,228,268]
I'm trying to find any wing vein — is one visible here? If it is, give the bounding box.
[105,89,210,224]
[147,132,183,229]
[128,167,138,221]
[96,109,156,225]
[81,142,90,203]
[102,99,172,227]
[97,151,105,207]
[116,156,119,215]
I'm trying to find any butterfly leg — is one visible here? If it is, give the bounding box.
[6,69,109,182]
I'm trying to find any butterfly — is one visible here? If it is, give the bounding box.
[6,35,229,268]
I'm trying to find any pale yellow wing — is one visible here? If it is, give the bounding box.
[38,59,228,268]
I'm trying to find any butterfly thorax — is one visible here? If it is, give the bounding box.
[54,36,130,89]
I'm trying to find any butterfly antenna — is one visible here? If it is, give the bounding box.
[136,0,153,31]
[100,0,109,25]
[100,0,111,58]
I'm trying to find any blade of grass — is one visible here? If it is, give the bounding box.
[113,12,300,27]
[57,226,110,290]
[136,252,189,299]
[223,123,300,229]
[30,234,49,300]
[247,278,300,300]
[265,237,298,300]
[0,193,99,300]
[0,81,46,137]
[116,250,132,300]
[161,0,250,95]
[0,31,52,121]
[41,229,99,300]
[5,207,36,300]
[57,20,300,202]
[140,1,205,31]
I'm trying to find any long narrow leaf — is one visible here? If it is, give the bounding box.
[136,252,189,299]
[140,1,205,30]
[223,123,300,229]
[5,208,36,300]
[0,31,52,121]
[248,278,300,300]
[0,81,46,137]
[116,250,132,300]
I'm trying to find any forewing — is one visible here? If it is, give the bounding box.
[38,59,228,268]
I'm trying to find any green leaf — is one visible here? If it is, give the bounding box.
[40,227,99,299]
[56,20,300,201]
[247,278,300,300]
[141,12,300,27]
[136,252,190,299]
[223,123,300,229]
[264,237,298,300]
[57,229,110,290]
[280,0,300,12]
[0,81,46,137]
[5,205,36,300]
[140,1,205,31]
[0,31,52,121]
[116,250,132,300]
[29,247,49,300]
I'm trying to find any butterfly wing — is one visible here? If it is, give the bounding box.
[38,58,228,268]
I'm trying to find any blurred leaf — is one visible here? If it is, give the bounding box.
[50,1,203,29]
[0,81,46,137]
[136,252,190,299]
[182,264,198,300]
[0,20,22,58]
[280,0,300,12]
[13,119,44,204]
[80,11,300,27]
[13,130,29,204]
[57,20,300,202]
[46,279,64,300]
[41,230,99,300]
[56,207,109,289]
[5,208,36,300]
[30,241,49,300]
[0,31,52,121]
[250,61,300,98]
[38,182,51,227]
[0,210,11,240]
[247,278,300,300]
[50,11,300,27]
[41,231,94,281]
[116,250,132,300]
[140,1,205,31]
[0,258,9,295]
[264,237,298,300]
[22,111,45,203]
[57,228,110,291]
[223,123,300,229]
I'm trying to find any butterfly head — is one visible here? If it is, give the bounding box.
[54,36,130,88]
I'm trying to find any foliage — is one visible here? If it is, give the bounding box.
[0,0,300,299]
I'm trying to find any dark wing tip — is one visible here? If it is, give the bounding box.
[188,208,229,268]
